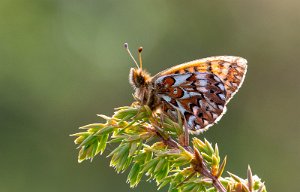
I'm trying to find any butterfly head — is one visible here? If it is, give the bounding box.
[129,68,151,89]
[125,43,153,105]
[124,43,151,89]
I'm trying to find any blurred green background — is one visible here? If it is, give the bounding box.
[1,0,299,191]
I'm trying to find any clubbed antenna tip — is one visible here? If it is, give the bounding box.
[124,43,139,68]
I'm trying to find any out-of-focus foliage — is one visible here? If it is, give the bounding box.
[1,0,300,191]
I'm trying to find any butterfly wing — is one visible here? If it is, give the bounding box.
[152,56,247,134]
[154,72,227,133]
[153,56,247,102]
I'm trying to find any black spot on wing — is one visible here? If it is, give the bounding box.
[198,112,203,118]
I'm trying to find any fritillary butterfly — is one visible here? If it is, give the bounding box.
[125,43,247,134]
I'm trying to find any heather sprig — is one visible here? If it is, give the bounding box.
[71,105,266,192]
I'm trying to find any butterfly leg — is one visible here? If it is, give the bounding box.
[169,107,190,149]
[161,105,190,149]
[180,120,191,149]
[159,112,165,128]
[131,90,150,119]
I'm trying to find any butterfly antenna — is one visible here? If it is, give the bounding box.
[138,47,143,69]
[124,43,139,68]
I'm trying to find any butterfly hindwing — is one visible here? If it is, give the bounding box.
[154,72,227,133]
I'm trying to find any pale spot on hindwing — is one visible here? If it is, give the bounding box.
[155,72,227,134]
[161,95,172,102]
[155,73,191,87]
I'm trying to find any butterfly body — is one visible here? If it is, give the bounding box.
[129,56,247,134]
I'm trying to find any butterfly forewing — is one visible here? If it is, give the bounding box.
[152,56,247,134]
[153,56,247,101]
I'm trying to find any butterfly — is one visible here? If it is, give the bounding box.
[125,43,247,134]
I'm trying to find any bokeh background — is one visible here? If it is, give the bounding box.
[1,0,300,191]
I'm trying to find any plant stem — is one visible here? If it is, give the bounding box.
[154,130,226,192]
